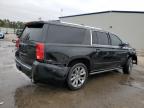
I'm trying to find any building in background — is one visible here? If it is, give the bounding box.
[59,10,144,50]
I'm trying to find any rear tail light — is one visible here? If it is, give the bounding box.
[36,43,44,61]
[16,38,20,48]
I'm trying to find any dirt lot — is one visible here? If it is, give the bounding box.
[0,35,144,108]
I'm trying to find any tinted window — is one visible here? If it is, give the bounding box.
[92,31,98,44]
[109,33,122,46]
[21,24,44,42]
[97,31,109,45]
[46,24,87,44]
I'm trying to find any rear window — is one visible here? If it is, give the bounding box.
[20,23,44,42]
[96,31,109,45]
[46,24,88,44]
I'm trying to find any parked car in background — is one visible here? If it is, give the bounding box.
[0,32,5,39]
[15,21,137,90]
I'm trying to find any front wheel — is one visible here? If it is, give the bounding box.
[67,63,88,90]
[123,58,133,74]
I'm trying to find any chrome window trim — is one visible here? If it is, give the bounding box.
[61,21,102,30]
[90,30,92,46]
[92,44,128,49]
[92,44,120,49]
[45,42,127,49]
[45,43,92,47]
[45,43,125,49]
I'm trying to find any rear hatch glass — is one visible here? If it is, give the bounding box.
[18,23,45,66]
[21,23,44,42]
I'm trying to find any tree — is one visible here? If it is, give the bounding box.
[0,19,24,29]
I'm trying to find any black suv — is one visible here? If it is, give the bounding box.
[15,21,137,90]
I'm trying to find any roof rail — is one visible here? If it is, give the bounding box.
[60,21,102,30]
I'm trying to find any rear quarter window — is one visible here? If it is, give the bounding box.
[46,24,89,44]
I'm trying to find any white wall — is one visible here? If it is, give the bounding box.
[60,12,144,50]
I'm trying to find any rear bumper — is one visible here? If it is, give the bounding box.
[15,58,32,78]
[15,58,69,82]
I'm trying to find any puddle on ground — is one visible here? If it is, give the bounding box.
[14,71,144,108]
[119,75,144,90]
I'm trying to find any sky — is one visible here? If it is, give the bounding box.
[0,0,144,22]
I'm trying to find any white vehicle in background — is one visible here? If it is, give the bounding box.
[0,32,5,39]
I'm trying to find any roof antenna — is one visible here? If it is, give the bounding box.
[38,17,42,21]
[60,8,63,17]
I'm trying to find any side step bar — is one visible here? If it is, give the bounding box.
[89,67,121,75]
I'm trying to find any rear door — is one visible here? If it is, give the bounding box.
[92,31,114,71]
[17,23,46,66]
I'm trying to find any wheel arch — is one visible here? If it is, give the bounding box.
[67,57,91,72]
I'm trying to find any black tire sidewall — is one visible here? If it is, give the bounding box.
[123,58,133,74]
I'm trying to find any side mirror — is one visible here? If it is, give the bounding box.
[119,42,129,47]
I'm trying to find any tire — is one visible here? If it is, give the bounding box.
[123,58,133,74]
[67,63,88,90]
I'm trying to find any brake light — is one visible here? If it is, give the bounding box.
[16,38,20,48]
[36,43,44,61]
